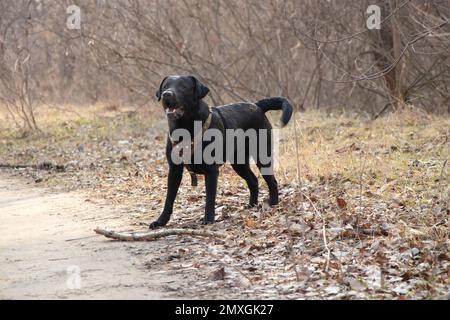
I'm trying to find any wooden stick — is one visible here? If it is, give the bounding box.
[94,227,226,241]
[0,164,34,169]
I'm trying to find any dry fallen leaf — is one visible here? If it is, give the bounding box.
[210,267,225,281]
[245,218,257,229]
[347,278,366,291]
[336,197,347,209]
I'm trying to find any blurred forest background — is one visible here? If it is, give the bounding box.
[0,0,449,132]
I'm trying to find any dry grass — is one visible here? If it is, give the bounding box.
[273,108,449,247]
[277,108,449,206]
[0,103,162,166]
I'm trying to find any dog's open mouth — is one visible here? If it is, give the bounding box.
[164,106,184,119]
[165,107,178,114]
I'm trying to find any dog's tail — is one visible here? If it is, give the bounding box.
[255,97,293,126]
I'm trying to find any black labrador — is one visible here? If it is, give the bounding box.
[149,75,293,228]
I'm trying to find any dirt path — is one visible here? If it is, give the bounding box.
[0,174,183,299]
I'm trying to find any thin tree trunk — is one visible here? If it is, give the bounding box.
[391,0,403,103]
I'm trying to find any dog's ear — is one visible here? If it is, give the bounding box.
[190,76,209,100]
[155,76,168,101]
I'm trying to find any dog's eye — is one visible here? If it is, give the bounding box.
[178,82,188,90]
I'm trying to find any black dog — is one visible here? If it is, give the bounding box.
[149,75,293,228]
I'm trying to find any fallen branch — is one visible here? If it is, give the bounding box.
[0,162,65,171]
[328,227,389,239]
[0,164,34,169]
[94,227,226,241]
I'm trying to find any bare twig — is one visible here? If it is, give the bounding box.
[438,159,448,200]
[293,111,302,186]
[284,215,301,281]
[287,0,412,45]
[301,193,331,272]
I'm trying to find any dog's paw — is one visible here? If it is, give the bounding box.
[245,202,257,209]
[269,198,279,207]
[269,201,279,207]
[149,220,165,229]
[202,218,215,225]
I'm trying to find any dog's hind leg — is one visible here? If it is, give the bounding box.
[231,164,259,207]
[258,166,279,206]
[256,125,279,206]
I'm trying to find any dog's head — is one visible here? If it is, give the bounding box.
[155,75,209,120]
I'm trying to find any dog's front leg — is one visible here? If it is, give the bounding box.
[203,166,219,225]
[149,164,183,229]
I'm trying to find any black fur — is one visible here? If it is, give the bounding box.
[255,97,293,126]
[149,75,293,228]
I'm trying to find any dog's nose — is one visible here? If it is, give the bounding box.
[162,90,174,100]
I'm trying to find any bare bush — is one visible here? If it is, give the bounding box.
[0,0,449,127]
